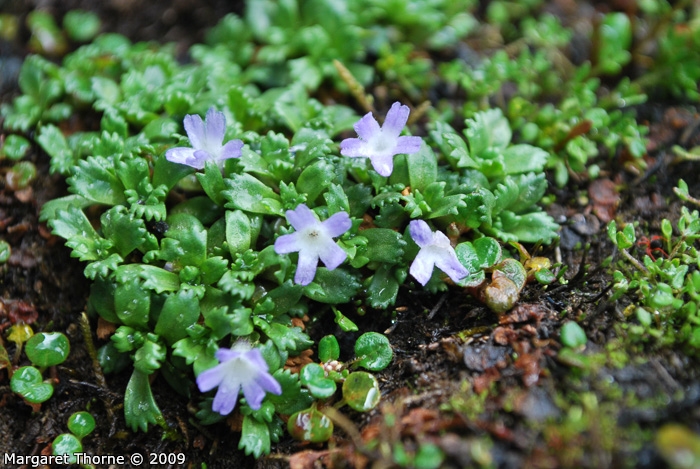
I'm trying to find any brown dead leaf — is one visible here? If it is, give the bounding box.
[290,449,330,469]
[96,317,116,340]
[492,326,517,346]
[473,367,500,394]
[499,303,547,325]
[514,350,542,387]
[589,178,620,223]
[285,348,314,374]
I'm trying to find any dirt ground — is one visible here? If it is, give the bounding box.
[2,2,700,469]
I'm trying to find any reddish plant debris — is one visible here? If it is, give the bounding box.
[0,299,38,331]
[588,178,620,223]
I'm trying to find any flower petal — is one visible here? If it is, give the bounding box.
[409,249,435,286]
[204,107,226,148]
[316,237,347,271]
[434,251,469,283]
[165,147,197,167]
[395,136,423,155]
[274,232,301,254]
[354,111,381,140]
[322,212,352,238]
[211,375,242,415]
[241,380,266,410]
[196,365,224,392]
[294,249,319,285]
[382,102,410,138]
[369,152,394,177]
[255,372,282,396]
[219,139,244,161]
[183,114,205,150]
[409,220,433,248]
[215,347,245,362]
[189,149,211,170]
[286,204,319,231]
[340,138,369,157]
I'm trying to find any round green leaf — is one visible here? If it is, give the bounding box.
[25,332,70,367]
[534,268,556,285]
[0,240,11,263]
[10,366,54,403]
[287,408,334,443]
[560,321,587,349]
[67,411,96,439]
[300,363,337,399]
[354,332,393,371]
[2,134,30,160]
[342,371,381,412]
[63,10,101,42]
[52,433,82,463]
[319,335,340,362]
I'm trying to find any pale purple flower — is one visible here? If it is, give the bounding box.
[274,204,351,286]
[166,107,243,170]
[409,219,469,286]
[197,341,281,415]
[340,102,423,177]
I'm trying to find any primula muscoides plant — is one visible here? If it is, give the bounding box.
[3,4,560,456]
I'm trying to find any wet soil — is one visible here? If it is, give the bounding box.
[2,2,700,469]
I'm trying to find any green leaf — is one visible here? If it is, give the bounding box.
[152,152,196,191]
[319,335,340,362]
[162,213,208,267]
[68,156,127,205]
[1,134,30,160]
[407,142,437,193]
[333,306,359,332]
[155,289,200,345]
[254,319,313,353]
[465,108,512,155]
[36,124,76,175]
[196,161,227,206]
[134,338,165,375]
[239,415,272,458]
[223,173,283,215]
[300,363,337,398]
[560,321,587,349]
[502,145,548,174]
[63,10,101,42]
[304,268,361,304]
[25,332,70,367]
[358,228,406,264]
[367,264,400,309]
[354,332,393,371]
[10,366,54,403]
[598,13,632,75]
[114,277,150,329]
[296,158,335,203]
[287,407,334,443]
[226,210,252,256]
[52,434,82,463]
[342,371,381,412]
[101,206,148,257]
[124,369,163,432]
[268,369,314,415]
[68,411,95,439]
[49,206,105,261]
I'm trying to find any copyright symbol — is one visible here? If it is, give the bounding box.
[131,453,143,465]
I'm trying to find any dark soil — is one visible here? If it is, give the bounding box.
[2,2,700,469]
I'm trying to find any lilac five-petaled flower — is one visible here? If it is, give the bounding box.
[340,102,422,177]
[274,204,351,286]
[196,341,282,415]
[409,219,469,286]
[165,107,243,170]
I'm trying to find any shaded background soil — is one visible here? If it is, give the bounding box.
[2,1,700,468]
